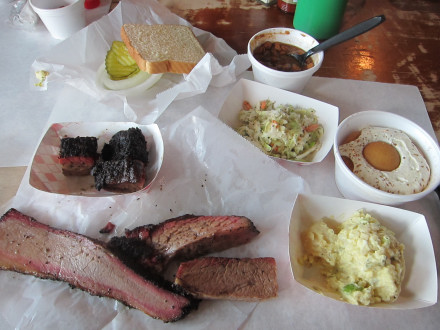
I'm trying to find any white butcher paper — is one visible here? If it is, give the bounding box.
[30,0,251,125]
[2,106,307,329]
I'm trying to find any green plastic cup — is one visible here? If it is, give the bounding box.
[293,0,348,40]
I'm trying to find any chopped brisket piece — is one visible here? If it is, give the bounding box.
[91,127,148,193]
[107,215,260,274]
[175,257,278,301]
[92,158,146,192]
[59,136,98,176]
[0,208,198,322]
[99,221,116,234]
[103,127,148,163]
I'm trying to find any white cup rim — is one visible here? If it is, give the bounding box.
[30,0,82,14]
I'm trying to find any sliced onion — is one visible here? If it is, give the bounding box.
[96,64,162,94]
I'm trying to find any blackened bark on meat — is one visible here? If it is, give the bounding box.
[103,127,148,163]
[107,236,156,272]
[91,159,146,192]
[99,221,116,234]
[59,136,98,158]
[0,208,199,322]
[106,236,197,302]
[110,215,260,275]
[59,136,98,176]
[91,128,148,192]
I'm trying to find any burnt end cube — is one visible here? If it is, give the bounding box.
[59,136,98,176]
[91,127,149,193]
[104,127,148,163]
[92,159,146,193]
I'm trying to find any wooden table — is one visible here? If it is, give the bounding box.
[111,0,440,140]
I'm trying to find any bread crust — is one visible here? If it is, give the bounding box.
[120,24,205,74]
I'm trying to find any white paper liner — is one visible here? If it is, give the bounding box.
[30,0,251,124]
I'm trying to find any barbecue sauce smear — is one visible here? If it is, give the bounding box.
[253,41,314,72]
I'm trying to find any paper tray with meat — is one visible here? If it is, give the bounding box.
[29,122,164,196]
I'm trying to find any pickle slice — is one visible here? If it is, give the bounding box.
[105,41,140,80]
[111,41,137,66]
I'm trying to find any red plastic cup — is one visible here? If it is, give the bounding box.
[84,0,100,9]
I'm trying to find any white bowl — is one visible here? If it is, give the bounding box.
[334,111,440,205]
[218,79,339,165]
[29,122,164,196]
[247,27,324,93]
[289,193,437,309]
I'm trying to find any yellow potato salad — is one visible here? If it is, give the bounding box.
[302,210,405,305]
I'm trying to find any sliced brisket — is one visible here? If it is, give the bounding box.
[0,209,198,322]
[175,257,278,301]
[107,215,260,274]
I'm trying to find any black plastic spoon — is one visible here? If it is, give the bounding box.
[290,15,386,68]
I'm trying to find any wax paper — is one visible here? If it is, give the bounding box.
[0,0,112,167]
[3,74,440,330]
[1,106,306,329]
[30,0,251,124]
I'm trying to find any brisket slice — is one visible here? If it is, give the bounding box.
[0,209,198,322]
[107,215,260,274]
[175,257,278,301]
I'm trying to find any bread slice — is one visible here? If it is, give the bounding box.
[121,24,206,74]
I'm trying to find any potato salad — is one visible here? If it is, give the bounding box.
[301,210,405,305]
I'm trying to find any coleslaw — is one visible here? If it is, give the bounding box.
[237,99,323,161]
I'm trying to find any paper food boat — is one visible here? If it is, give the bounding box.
[218,78,339,165]
[289,193,437,309]
[29,122,164,196]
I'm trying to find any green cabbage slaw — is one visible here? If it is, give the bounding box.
[236,99,323,162]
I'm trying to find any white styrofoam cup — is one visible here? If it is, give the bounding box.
[30,0,86,40]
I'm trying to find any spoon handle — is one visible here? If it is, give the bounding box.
[306,15,386,56]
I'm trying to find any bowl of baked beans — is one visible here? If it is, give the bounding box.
[248,27,323,93]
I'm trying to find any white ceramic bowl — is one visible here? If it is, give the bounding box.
[289,193,437,309]
[247,27,324,93]
[334,111,440,205]
[218,78,339,165]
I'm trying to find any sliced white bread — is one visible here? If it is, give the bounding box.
[121,24,206,74]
